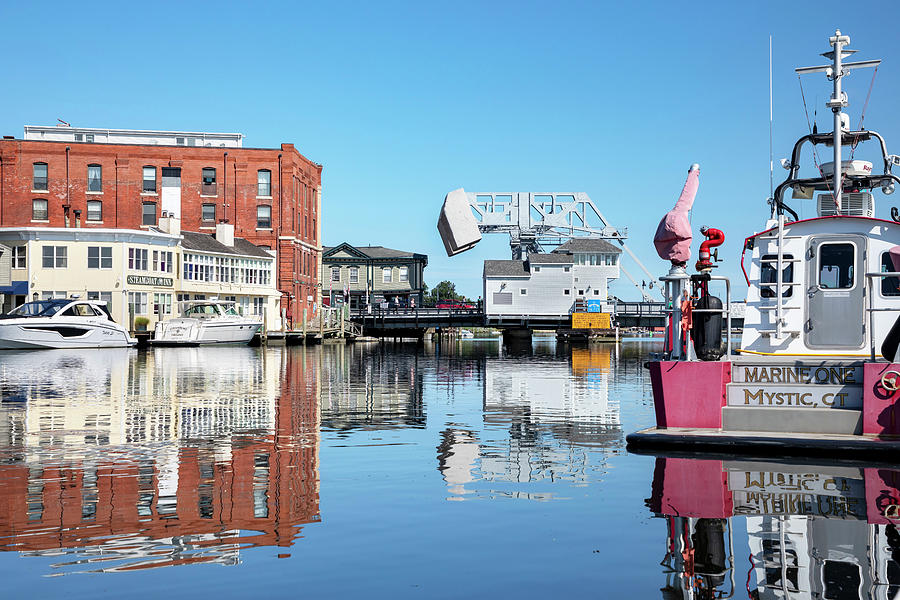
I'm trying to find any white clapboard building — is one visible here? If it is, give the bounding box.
[483,238,621,317]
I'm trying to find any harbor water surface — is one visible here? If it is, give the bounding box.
[1,339,898,598]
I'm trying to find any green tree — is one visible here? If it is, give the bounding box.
[425,280,468,305]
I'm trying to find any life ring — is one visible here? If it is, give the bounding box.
[881,370,900,392]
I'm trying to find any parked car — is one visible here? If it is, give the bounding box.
[435,301,475,310]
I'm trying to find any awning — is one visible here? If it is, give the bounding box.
[0,281,28,295]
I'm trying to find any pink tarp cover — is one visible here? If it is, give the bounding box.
[654,165,700,264]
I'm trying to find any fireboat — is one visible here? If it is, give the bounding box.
[628,30,900,456]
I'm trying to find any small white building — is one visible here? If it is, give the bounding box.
[483,238,621,317]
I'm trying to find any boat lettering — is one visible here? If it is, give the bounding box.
[741,366,855,384]
[742,388,847,407]
[734,492,864,519]
[741,471,850,493]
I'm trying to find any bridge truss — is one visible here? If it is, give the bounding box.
[438,189,662,301]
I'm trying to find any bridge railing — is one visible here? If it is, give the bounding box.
[612,301,667,317]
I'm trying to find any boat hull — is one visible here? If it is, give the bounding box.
[0,322,136,349]
[153,319,262,346]
[631,358,900,457]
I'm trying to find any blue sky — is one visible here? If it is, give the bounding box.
[2,0,898,299]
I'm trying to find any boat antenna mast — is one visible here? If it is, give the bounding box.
[795,30,880,212]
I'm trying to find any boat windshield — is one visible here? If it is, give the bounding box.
[223,305,240,316]
[7,300,69,317]
[183,304,223,317]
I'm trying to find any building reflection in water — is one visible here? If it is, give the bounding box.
[318,344,425,434]
[646,456,900,599]
[437,344,623,500]
[0,347,320,573]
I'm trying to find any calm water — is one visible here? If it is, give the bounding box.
[1,339,899,598]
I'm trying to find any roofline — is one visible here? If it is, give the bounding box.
[24,125,244,138]
[3,137,312,154]
[747,215,900,241]
[0,226,179,241]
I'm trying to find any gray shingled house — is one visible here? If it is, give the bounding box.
[322,243,428,309]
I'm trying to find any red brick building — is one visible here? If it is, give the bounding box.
[0,126,322,323]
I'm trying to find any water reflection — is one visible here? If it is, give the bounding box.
[646,456,900,599]
[0,347,320,573]
[319,344,425,434]
[438,343,624,500]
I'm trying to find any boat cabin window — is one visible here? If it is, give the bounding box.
[60,303,101,317]
[818,243,854,289]
[223,305,240,316]
[881,252,900,297]
[8,300,68,317]
[184,304,222,317]
[760,254,793,298]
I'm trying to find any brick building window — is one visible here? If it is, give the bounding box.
[382,267,392,283]
[257,170,271,197]
[33,163,48,191]
[142,166,157,193]
[42,246,67,268]
[202,203,216,222]
[87,247,112,269]
[87,164,102,192]
[201,168,217,196]
[142,202,156,225]
[32,199,48,221]
[87,200,102,222]
[11,246,26,269]
[331,267,340,283]
[257,205,271,228]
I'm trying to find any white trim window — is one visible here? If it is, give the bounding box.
[87,164,102,192]
[253,297,265,316]
[32,199,48,221]
[257,170,272,197]
[153,293,172,315]
[87,200,102,222]
[399,266,408,283]
[128,292,148,315]
[42,246,67,268]
[11,246,26,269]
[331,267,341,283]
[87,246,112,269]
[382,267,392,283]
[129,248,149,271]
[349,267,359,284]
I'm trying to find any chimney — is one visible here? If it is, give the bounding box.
[215,222,234,247]
[158,214,181,236]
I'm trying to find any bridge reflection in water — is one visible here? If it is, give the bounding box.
[646,456,900,599]
[0,347,320,573]
[437,344,623,501]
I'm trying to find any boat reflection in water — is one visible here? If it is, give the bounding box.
[0,347,320,574]
[646,455,900,599]
[438,345,623,500]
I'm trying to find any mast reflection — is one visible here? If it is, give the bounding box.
[646,456,900,599]
[0,347,320,573]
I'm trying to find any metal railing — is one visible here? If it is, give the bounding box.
[659,272,733,359]
[865,271,900,360]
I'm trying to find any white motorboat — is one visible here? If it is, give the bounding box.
[0,298,136,349]
[153,300,262,345]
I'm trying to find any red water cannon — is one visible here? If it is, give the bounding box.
[695,227,724,272]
